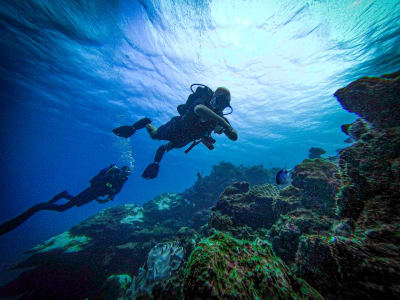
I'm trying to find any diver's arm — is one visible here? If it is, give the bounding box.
[224,127,238,141]
[194,104,238,141]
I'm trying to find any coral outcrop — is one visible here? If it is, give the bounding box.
[308,147,326,159]
[183,232,324,299]
[182,162,279,212]
[341,118,371,141]
[296,70,400,299]
[290,159,340,218]
[334,71,400,129]
[209,182,279,238]
[268,158,340,266]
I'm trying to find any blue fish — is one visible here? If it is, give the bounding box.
[276,169,289,185]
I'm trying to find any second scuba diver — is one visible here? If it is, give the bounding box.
[113,84,238,179]
[0,165,131,236]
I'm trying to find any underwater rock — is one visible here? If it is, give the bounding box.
[291,158,340,218]
[183,232,324,299]
[143,192,193,222]
[341,118,371,142]
[308,147,326,159]
[296,234,400,299]
[337,127,400,224]
[334,70,400,129]
[182,162,279,212]
[269,209,333,265]
[272,185,302,216]
[25,231,92,254]
[267,159,339,267]
[100,274,132,300]
[209,182,279,237]
[296,71,400,299]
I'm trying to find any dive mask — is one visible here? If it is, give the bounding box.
[211,94,233,115]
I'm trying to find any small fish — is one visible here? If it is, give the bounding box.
[276,169,289,185]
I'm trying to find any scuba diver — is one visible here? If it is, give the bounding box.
[0,165,131,236]
[112,84,238,179]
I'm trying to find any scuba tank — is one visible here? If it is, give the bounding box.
[177,84,214,115]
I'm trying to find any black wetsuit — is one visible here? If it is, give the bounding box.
[0,165,129,236]
[155,94,225,148]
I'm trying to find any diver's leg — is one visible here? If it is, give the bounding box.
[133,118,152,130]
[0,190,79,235]
[42,201,76,212]
[146,124,159,140]
[142,142,175,179]
[0,197,74,236]
[0,203,49,236]
[48,190,74,204]
[156,142,174,163]
[113,118,152,138]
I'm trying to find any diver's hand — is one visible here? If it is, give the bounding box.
[224,126,238,141]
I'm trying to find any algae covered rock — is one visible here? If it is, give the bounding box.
[334,70,400,129]
[183,232,323,300]
[209,182,279,237]
[143,192,193,222]
[291,158,340,217]
[341,118,371,141]
[296,234,400,299]
[268,158,339,268]
[100,274,132,300]
[336,127,400,223]
[269,209,332,264]
[308,147,326,159]
[182,162,279,212]
[294,71,400,299]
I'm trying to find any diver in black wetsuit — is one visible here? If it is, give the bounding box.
[0,165,131,236]
[112,85,238,179]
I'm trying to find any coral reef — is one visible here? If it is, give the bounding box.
[291,158,340,217]
[295,70,400,299]
[308,147,326,159]
[100,274,132,300]
[0,163,278,299]
[182,162,279,212]
[334,71,400,129]
[268,158,340,266]
[143,193,193,223]
[209,182,279,237]
[183,232,324,299]
[341,118,371,141]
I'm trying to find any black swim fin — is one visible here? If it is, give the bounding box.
[112,118,151,138]
[112,125,136,138]
[142,163,159,179]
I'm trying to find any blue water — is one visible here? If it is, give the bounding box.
[0,0,399,284]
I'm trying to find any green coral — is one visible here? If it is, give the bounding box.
[184,232,323,299]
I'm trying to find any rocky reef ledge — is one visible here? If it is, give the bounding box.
[1,71,399,299]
